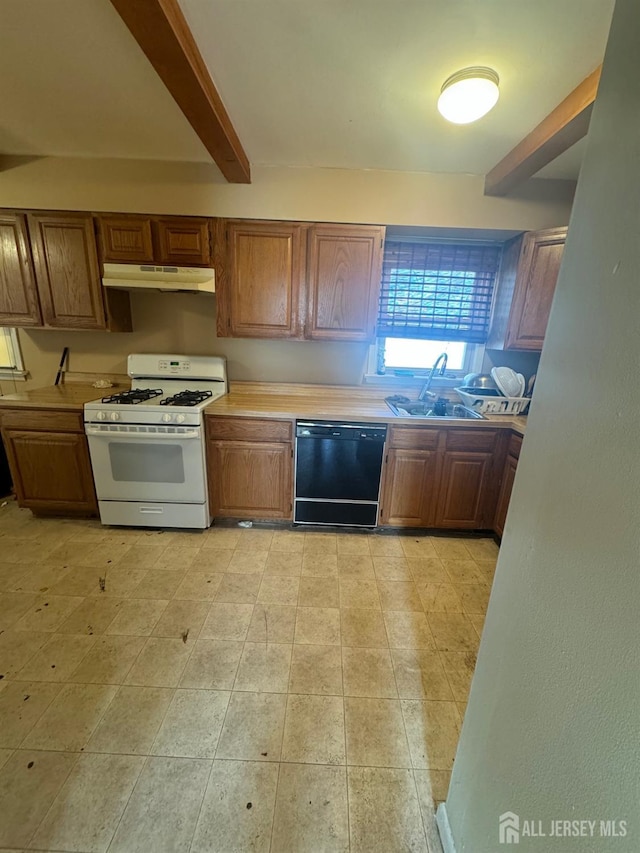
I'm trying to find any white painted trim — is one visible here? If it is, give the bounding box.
[0,370,28,381]
[361,373,462,388]
[0,328,24,372]
[366,340,484,381]
[436,803,457,853]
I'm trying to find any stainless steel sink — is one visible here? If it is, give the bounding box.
[385,399,485,420]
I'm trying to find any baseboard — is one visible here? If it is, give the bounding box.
[436,803,457,853]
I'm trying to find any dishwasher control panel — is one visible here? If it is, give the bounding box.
[296,421,387,442]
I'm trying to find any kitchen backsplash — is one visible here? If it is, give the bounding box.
[482,348,540,385]
[13,291,370,390]
[1,292,542,395]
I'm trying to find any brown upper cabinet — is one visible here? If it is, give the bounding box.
[488,226,567,351]
[98,215,154,264]
[220,220,305,338]
[0,212,42,327]
[155,217,211,266]
[306,225,385,342]
[98,214,212,267]
[0,210,132,331]
[28,212,111,330]
[215,219,385,342]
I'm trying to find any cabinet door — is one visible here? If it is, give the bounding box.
[208,440,292,519]
[3,429,97,514]
[27,212,107,329]
[494,453,518,537]
[221,221,305,338]
[0,212,42,327]
[99,215,154,263]
[155,217,211,266]
[435,451,493,529]
[506,227,567,351]
[306,224,385,341]
[380,448,438,527]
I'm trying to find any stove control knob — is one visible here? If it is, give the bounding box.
[175,414,186,424]
[96,411,106,421]
[109,412,120,422]
[162,413,173,423]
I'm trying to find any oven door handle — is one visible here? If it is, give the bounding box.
[85,426,201,440]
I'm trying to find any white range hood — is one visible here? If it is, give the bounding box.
[102,263,215,294]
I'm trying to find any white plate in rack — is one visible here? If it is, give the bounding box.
[491,367,521,398]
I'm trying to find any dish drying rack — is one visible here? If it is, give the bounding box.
[455,388,530,416]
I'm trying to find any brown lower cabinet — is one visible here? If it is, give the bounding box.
[493,433,522,537]
[0,404,522,529]
[435,451,494,528]
[206,416,515,530]
[214,220,385,343]
[380,426,502,529]
[206,416,293,520]
[0,409,97,516]
[380,449,439,527]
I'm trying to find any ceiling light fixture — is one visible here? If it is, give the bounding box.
[437,67,500,124]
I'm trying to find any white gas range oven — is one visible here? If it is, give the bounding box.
[84,354,227,529]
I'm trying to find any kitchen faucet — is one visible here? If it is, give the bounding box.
[418,352,448,401]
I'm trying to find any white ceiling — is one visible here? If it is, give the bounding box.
[0,0,209,162]
[0,0,614,179]
[535,137,587,179]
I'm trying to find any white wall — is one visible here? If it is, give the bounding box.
[442,1,639,850]
[0,158,574,230]
[6,291,369,392]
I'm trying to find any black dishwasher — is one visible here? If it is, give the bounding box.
[294,421,387,527]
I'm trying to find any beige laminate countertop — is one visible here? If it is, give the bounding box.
[205,382,527,436]
[0,380,527,435]
[0,383,126,411]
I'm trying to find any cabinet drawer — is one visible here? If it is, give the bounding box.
[509,432,523,459]
[207,416,292,442]
[445,429,499,452]
[0,409,84,432]
[388,427,440,451]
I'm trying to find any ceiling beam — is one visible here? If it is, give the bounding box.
[484,65,601,197]
[109,0,251,183]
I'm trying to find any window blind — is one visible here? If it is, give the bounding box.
[377,240,502,343]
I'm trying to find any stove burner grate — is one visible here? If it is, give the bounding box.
[160,390,214,407]
[101,388,163,405]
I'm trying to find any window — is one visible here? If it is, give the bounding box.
[382,338,467,371]
[374,239,501,376]
[0,329,25,378]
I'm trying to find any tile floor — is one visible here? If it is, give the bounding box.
[0,498,497,853]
